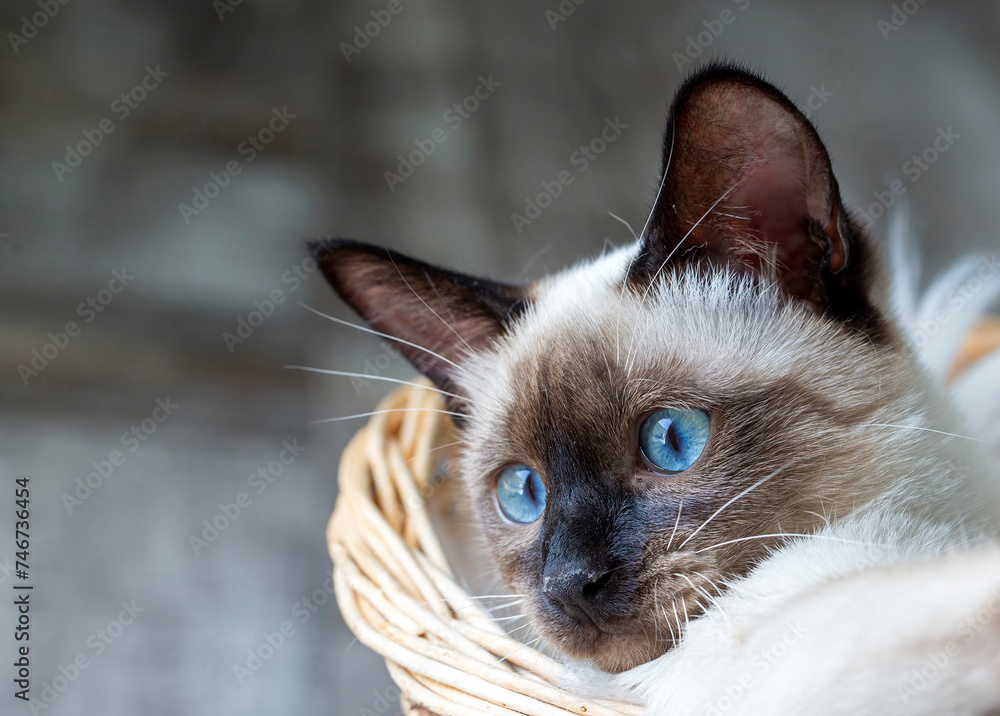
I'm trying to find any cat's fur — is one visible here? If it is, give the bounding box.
[315,65,1000,713]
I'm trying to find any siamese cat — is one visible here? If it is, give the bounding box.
[315,65,1000,714]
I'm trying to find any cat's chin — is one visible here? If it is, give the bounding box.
[537,616,673,674]
[567,630,670,674]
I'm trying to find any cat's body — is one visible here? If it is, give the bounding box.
[613,538,1000,714]
[316,65,1000,714]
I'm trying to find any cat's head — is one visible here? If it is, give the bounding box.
[315,66,904,672]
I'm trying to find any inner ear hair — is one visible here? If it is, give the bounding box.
[632,64,881,330]
[310,238,528,394]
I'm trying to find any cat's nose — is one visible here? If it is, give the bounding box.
[543,567,615,623]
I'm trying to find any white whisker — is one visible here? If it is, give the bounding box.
[608,212,639,241]
[614,125,675,370]
[470,594,527,600]
[404,440,464,465]
[639,123,675,244]
[493,639,535,669]
[690,570,723,594]
[652,576,663,645]
[615,249,639,371]
[413,595,522,609]
[283,365,475,405]
[662,603,677,644]
[311,408,464,424]
[388,253,475,355]
[666,497,685,552]
[694,532,879,554]
[488,613,529,624]
[625,180,740,376]
[679,463,789,550]
[680,573,731,633]
[861,423,987,443]
[296,302,464,372]
[483,598,528,612]
[802,509,833,528]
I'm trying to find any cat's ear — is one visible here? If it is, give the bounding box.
[638,66,868,317]
[310,239,526,391]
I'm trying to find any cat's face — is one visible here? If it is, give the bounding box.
[452,260,897,671]
[316,66,904,672]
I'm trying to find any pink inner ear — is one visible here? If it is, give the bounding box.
[652,73,853,310]
[726,123,847,303]
[312,239,526,392]
[737,152,820,299]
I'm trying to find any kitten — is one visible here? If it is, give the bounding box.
[315,65,1000,713]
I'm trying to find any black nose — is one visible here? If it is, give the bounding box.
[543,567,615,624]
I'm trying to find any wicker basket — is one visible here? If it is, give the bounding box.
[328,319,1000,716]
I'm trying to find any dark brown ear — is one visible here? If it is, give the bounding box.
[635,65,876,326]
[310,239,526,393]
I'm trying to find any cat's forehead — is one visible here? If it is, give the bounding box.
[455,243,880,444]
[456,245,634,407]
[527,245,639,330]
[467,248,804,390]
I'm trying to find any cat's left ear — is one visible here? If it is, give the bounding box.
[309,238,527,400]
[637,65,873,320]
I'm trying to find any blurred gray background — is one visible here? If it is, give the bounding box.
[1,1,999,714]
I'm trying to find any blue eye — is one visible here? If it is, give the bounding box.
[496,465,547,524]
[639,408,710,473]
